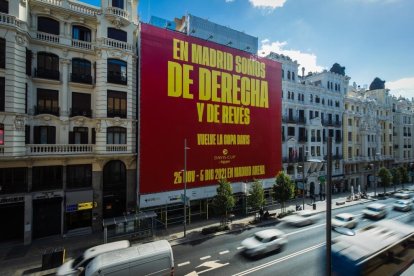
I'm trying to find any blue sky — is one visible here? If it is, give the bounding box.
[83,0,414,99]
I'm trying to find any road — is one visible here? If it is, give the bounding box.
[173,197,414,276]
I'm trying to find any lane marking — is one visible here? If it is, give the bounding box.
[178,261,190,267]
[232,243,325,276]
[237,246,244,250]
[200,255,211,260]
[219,250,230,255]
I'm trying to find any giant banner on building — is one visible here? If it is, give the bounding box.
[139,23,282,194]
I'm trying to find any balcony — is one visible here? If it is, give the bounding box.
[106,144,127,152]
[71,73,93,84]
[107,109,127,118]
[71,39,93,50]
[32,0,100,17]
[100,37,133,51]
[107,74,127,85]
[27,144,94,155]
[35,68,60,81]
[0,12,23,29]
[282,156,305,163]
[34,105,60,116]
[70,108,92,117]
[322,119,342,128]
[104,7,130,26]
[282,116,306,124]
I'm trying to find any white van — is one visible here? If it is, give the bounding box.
[56,240,130,276]
[85,240,174,276]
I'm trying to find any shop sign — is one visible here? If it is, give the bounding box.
[78,202,93,210]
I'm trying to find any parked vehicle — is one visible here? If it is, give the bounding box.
[56,240,130,276]
[332,213,358,229]
[393,199,413,212]
[84,240,174,276]
[283,210,320,227]
[362,203,387,220]
[241,229,287,257]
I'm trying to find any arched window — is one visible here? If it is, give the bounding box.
[107,59,127,85]
[71,58,92,84]
[107,127,126,144]
[38,17,59,35]
[36,52,59,80]
[72,25,91,42]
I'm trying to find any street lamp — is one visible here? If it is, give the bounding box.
[183,139,190,237]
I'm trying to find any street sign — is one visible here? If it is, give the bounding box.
[319,176,326,183]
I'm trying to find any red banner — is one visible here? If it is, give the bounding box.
[139,23,282,194]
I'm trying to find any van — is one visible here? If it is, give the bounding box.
[56,240,130,276]
[84,240,174,276]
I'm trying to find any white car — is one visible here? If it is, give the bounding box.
[394,192,411,199]
[332,213,358,229]
[241,229,287,257]
[393,200,412,212]
[283,210,320,227]
[56,240,130,275]
[362,203,387,220]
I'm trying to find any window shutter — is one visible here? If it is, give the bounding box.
[34,126,40,144]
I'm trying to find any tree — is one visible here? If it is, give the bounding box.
[378,167,392,194]
[272,171,295,214]
[399,166,409,189]
[329,63,346,76]
[213,179,235,225]
[391,168,401,192]
[369,77,385,90]
[247,180,265,221]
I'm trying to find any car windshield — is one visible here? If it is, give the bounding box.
[335,216,347,222]
[72,254,85,268]
[396,200,406,205]
[254,234,265,242]
[367,206,381,212]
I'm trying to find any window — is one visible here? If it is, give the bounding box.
[282,69,284,79]
[26,48,32,76]
[348,132,352,142]
[108,27,127,42]
[107,90,127,118]
[112,0,124,9]
[72,25,91,42]
[348,118,352,126]
[107,127,126,144]
[107,59,127,85]
[0,0,8,14]
[0,123,3,145]
[25,125,30,144]
[33,126,56,144]
[69,127,88,144]
[287,127,295,136]
[0,168,28,194]
[71,58,92,84]
[0,37,4,69]
[0,77,4,111]
[71,92,91,117]
[37,17,59,35]
[67,164,92,189]
[36,52,59,80]
[32,166,62,191]
[36,89,59,116]
[292,72,295,81]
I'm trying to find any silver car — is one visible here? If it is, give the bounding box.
[362,203,387,219]
[393,200,412,212]
[284,210,320,227]
[332,213,358,229]
[241,229,287,257]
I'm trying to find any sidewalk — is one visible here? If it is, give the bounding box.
[1,184,413,276]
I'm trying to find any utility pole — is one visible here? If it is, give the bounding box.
[326,136,332,276]
[302,145,306,210]
[183,139,188,237]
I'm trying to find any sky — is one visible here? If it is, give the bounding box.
[83,0,414,99]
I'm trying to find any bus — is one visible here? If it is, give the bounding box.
[332,220,414,276]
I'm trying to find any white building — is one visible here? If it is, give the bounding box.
[0,0,138,244]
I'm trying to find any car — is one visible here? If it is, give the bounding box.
[283,210,320,227]
[332,213,358,229]
[362,203,387,220]
[394,192,411,199]
[241,229,287,257]
[393,199,412,212]
[56,240,130,276]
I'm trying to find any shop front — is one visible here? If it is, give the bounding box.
[65,190,93,233]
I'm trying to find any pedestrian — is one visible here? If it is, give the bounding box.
[259,207,264,221]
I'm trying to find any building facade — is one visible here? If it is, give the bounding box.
[0,0,138,244]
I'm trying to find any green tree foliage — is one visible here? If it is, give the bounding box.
[378,167,392,194]
[329,63,346,76]
[247,180,265,220]
[369,77,385,90]
[213,179,235,225]
[273,171,295,214]
[391,168,401,192]
[399,166,409,188]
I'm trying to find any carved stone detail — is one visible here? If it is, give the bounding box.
[14,116,25,131]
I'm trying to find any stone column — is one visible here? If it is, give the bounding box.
[60,59,71,117]
[24,194,32,245]
[92,168,103,232]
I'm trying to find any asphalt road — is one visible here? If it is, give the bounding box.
[173,197,414,276]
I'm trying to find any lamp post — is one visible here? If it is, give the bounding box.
[302,145,306,210]
[183,139,190,237]
[326,136,332,276]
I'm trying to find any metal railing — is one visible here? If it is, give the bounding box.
[105,7,129,20]
[34,105,60,116]
[34,68,60,81]
[70,108,92,117]
[71,73,93,84]
[106,144,127,152]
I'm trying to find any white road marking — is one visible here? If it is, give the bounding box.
[200,255,211,260]
[237,246,244,250]
[219,250,229,255]
[178,261,190,267]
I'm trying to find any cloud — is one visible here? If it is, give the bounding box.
[249,0,287,10]
[259,40,325,74]
[386,77,414,99]
[225,0,235,2]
